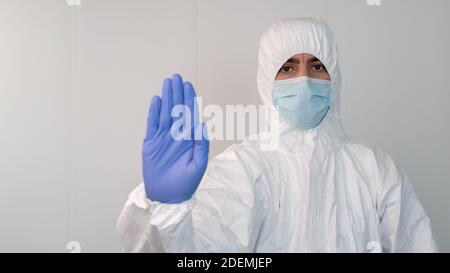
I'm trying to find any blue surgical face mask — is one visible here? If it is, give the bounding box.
[272,76,331,130]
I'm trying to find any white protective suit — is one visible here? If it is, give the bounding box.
[117,17,438,252]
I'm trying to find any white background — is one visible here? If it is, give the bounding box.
[0,0,449,252]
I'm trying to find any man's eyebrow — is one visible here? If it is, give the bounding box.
[284,57,323,64]
[285,58,300,64]
[308,57,322,63]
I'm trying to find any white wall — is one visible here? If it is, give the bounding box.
[0,0,449,252]
[0,0,69,252]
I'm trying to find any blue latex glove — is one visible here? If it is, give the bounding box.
[142,74,209,204]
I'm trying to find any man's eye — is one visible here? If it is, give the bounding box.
[280,66,293,73]
[312,64,326,71]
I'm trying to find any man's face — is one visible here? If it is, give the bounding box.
[275,53,331,81]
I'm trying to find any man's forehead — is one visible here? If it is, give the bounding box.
[285,53,322,64]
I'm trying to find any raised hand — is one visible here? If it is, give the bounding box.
[142,74,209,204]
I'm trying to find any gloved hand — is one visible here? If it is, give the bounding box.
[142,73,209,204]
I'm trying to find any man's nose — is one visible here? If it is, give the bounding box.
[296,64,310,77]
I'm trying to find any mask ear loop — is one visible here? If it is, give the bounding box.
[327,70,338,116]
[320,59,335,112]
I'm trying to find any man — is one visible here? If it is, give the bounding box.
[117,17,437,252]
